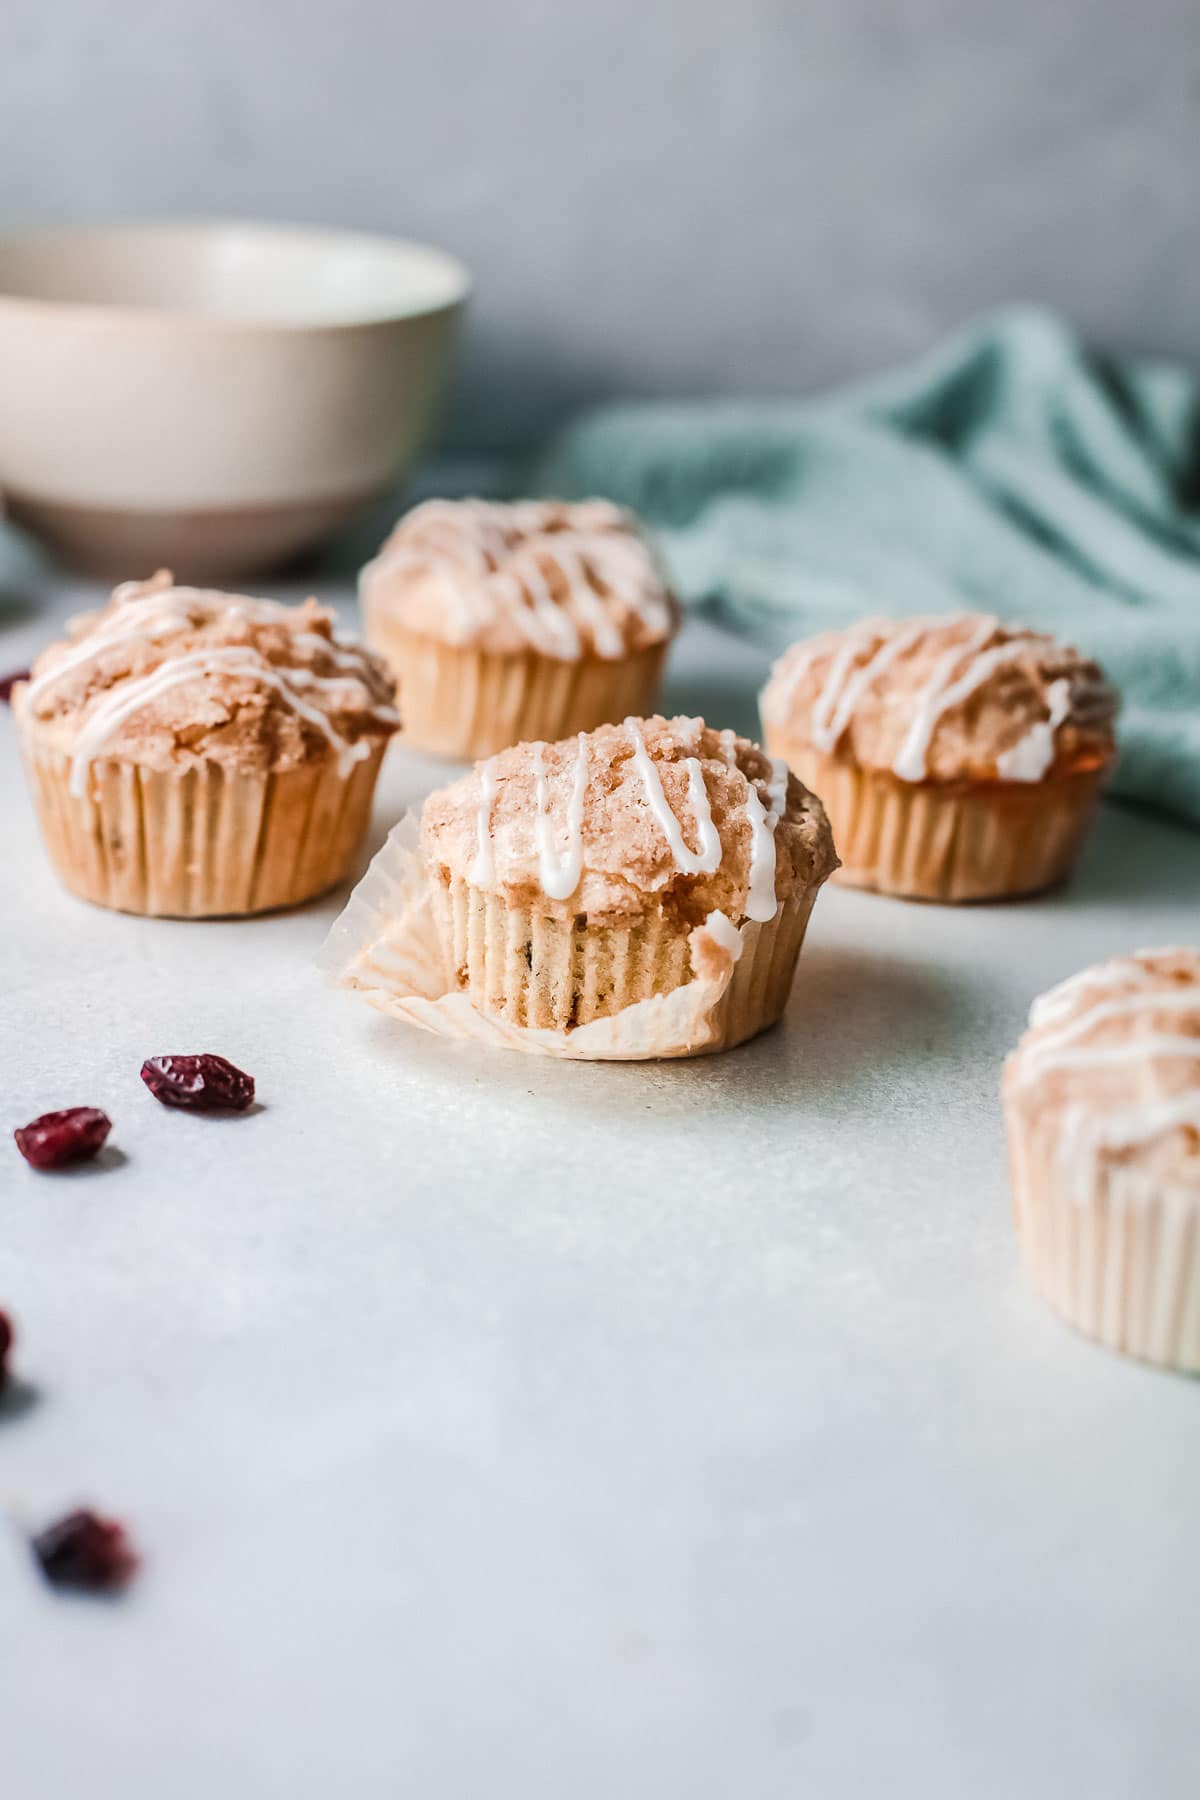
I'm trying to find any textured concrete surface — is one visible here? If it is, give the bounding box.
[1,0,1197,448]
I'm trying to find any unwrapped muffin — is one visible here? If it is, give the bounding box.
[360,498,679,758]
[1004,949,1200,1370]
[760,614,1117,901]
[413,714,837,1051]
[13,570,399,916]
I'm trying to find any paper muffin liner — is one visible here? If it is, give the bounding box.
[361,612,669,759]
[20,730,388,918]
[767,736,1109,902]
[319,814,819,1060]
[1006,1107,1200,1372]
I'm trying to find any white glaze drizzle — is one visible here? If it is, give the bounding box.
[718,728,788,923]
[1059,1093,1200,1204]
[26,605,189,706]
[890,616,1008,781]
[533,735,589,901]
[30,582,395,795]
[28,582,392,718]
[1016,986,1200,1085]
[368,499,674,662]
[807,625,883,750]
[66,648,371,797]
[507,544,582,659]
[625,719,721,875]
[810,619,933,754]
[467,758,498,887]
[284,665,400,723]
[1031,1034,1200,1082]
[1018,960,1200,1200]
[995,677,1073,782]
[1028,956,1162,1029]
[767,616,1108,785]
[762,637,832,726]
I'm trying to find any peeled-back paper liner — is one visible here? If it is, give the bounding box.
[318,814,813,1061]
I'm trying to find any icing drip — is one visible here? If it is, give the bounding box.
[30,585,393,715]
[509,545,582,659]
[66,647,371,797]
[1060,1094,1200,1204]
[718,729,788,923]
[1018,959,1200,1199]
[1016,986,1200,1085]
[763,641,826,726]
[891,617,1006,781]
[25,584,301,708]
[286,666,400,724]
[808,626,882,751]
[624,719,721,875]
[369,499,674,661]
[995,677,1073,782]
[533,735,589,901]
[468,758,498,887]
[767,615,1113,787]
[810,619,932,754]
[1030,956,1161,1029]
[26,607,189,706]
[28,581,395,796]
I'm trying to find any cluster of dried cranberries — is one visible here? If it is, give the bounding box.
[9,1052,257,1592]
[13,1053,255,1170]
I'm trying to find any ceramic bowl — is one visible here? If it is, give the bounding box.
[0,221,470,578]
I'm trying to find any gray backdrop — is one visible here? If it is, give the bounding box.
[3,0,1196,451]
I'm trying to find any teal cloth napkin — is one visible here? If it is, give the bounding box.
[529,307,1200,829]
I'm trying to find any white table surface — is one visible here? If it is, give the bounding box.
[1,573,1198,1800]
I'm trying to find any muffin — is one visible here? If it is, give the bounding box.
[760,614,1117,902]
[1004,949,1200,1370]
[414,714,838,1052]
[13,570,399,917]
[359,498,679,758]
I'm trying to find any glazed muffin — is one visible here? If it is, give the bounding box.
[760,614,1117,902]
[360,498,679,758]
[1004,950,1200,1370]
[13,570,399,917]
[417,714,838,1051]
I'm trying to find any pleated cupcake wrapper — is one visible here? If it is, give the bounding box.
[319,813,819,1060]
[768,739,1108,902]
[1006,1113,1200,1372]
[21,732,388,918]
[362,612,669,759]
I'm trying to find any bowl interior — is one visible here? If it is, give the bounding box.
[0,222,469,327]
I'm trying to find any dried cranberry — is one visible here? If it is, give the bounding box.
[140,1054,255,1112]
[0,669,30,704]
[0,1310,12,1389]
[32,1508,138,1593]
[14,1107,112,1170]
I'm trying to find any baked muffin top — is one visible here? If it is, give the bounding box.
[420,714,838,924]
[360,498,679,660]
[761,614,1117,783]
[1005,949,1200,1193]
[15,571,399,794]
